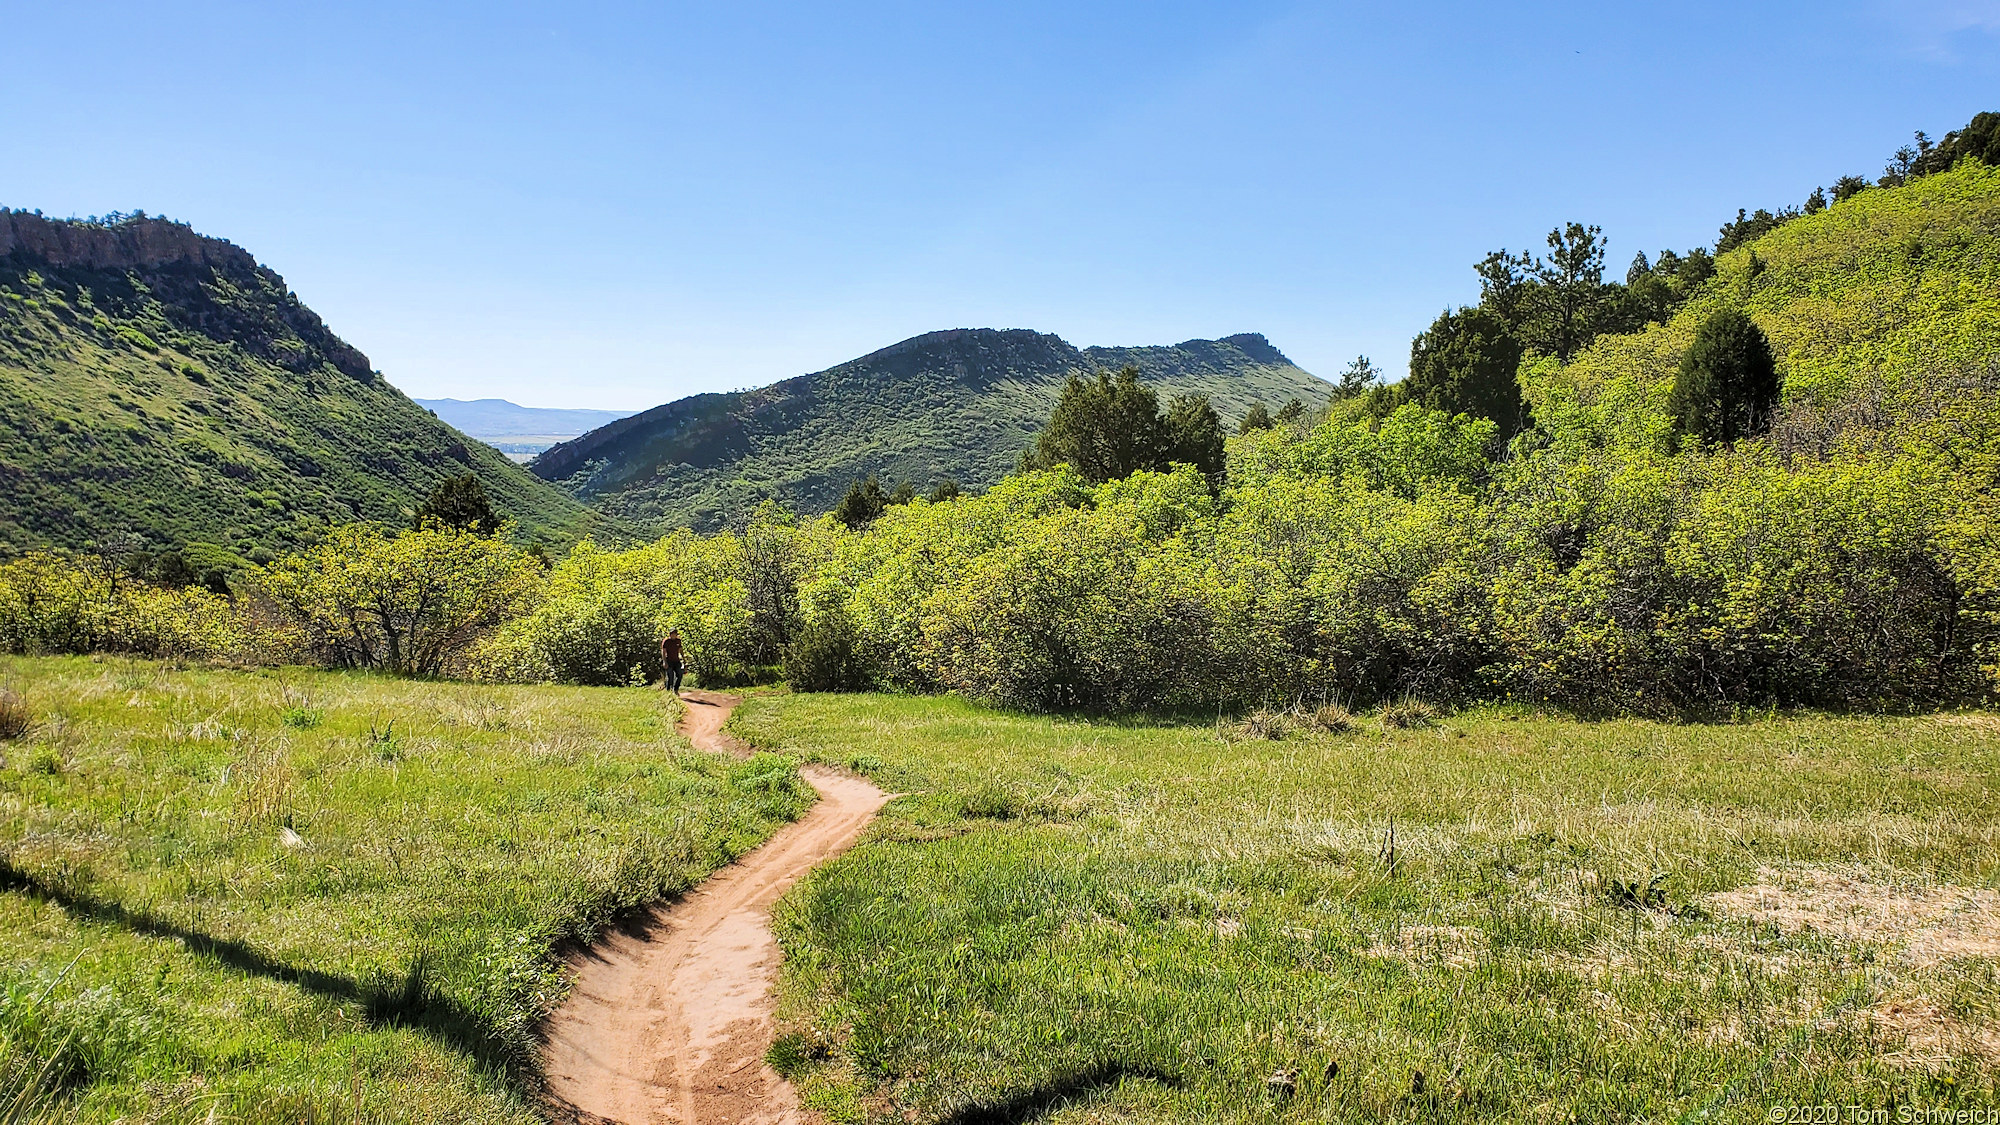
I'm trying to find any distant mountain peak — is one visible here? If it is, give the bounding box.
[532,326,1329,532]
[839,328,1081,379]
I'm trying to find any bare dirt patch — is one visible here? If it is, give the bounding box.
[541,692,890,1125]
[1708,866,2000,967]
[677,688,747,755]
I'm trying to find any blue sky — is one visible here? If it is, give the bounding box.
[6,1,1997,410]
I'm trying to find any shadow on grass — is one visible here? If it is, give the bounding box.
[936,1063,1182,1125]
[0,859,519,1078]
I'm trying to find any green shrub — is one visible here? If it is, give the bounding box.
[526,586,660,686]
[257,523,542,676]
[108,584,241,661]
[0,552,114,654]
[782,577,869,692]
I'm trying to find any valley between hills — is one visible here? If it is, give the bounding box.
[3,115,2000,1124]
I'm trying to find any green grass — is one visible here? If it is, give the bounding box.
[0,655,813,1122]
[734,693,2000,1123]
[6,661,1996,1122]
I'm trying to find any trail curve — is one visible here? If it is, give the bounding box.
[542,689,888,1124]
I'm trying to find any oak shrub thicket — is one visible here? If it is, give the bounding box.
[3,164,1998,713]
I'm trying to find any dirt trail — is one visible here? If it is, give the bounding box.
[542,690,889,1125]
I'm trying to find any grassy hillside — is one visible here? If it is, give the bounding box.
[0,213,615,560]
[0,656,810,1121]
[1544,160,2000,442]
[532,329,1329,533]
[740,692,2000,1123]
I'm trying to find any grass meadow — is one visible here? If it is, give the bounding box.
[0,655,811,1122]
[735,694,2000,1124]
[2,656,1996,1124]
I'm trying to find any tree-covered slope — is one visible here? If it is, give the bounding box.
[533,328,1328,532]
[0,212,614,559]
[1543,160,2000,439]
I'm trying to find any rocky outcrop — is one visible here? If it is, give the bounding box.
[0,211,256,272]
[0,210,376,383]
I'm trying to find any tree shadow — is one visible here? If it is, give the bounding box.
[0,859,520,1078]
[936,1063,1182,1125]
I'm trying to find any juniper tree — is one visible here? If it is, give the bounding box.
[1668,309,1780,444]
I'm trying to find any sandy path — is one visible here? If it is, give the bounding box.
[542,690,889,1125]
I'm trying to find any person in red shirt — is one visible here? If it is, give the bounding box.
[660,629,686,695]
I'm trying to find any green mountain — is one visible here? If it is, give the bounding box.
[532,328,1329,532]
[0,212,614,561]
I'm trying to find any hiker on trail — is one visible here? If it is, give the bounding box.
[660,629,686,696]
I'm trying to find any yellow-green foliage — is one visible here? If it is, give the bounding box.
[257,523,542,677]
[0,553,238,661]
[514,369,1996,711]
[1546,161,2000,439]
[476,525,765,686]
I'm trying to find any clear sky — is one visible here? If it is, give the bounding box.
[5,2,1996,410]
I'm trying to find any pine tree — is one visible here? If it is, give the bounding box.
[833,475,890,529]
[1406,307,1527,437]
[1021,367,1166,483]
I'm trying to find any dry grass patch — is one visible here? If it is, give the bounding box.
[0,687,31,740]
[1865,997,2000,1068]
[1935,713,2000,731]
[1362,923,1484,970]
[1709,865,2000,967]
